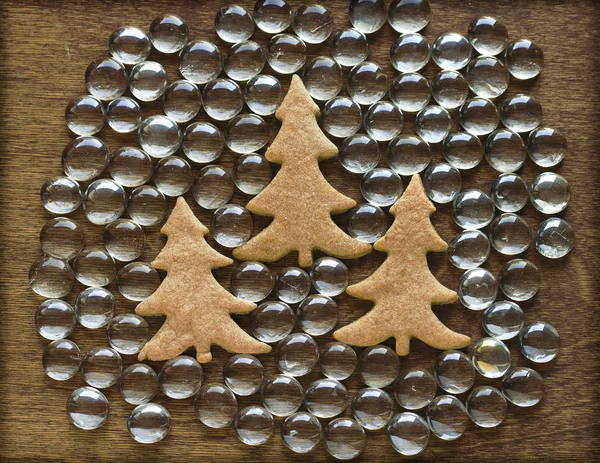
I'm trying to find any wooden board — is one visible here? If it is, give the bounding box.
[0,0,599,461]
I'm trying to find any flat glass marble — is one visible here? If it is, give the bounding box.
[360,167,403,206]
[319,341,357,380]
[179,41,222,84]
[108,26,151,65]
[499,258,540,301]
[347,203,388,243]
[331,29,369,67]
[530,172,570,214]
[415,105,451,143]
[224,40,266,82]
[389,33,431,73]
[266,33,307,74]
[470,337,511,378]
[519,321,560,363]
[442,131,483,170]
[195,383,238,428]
[83,179,127,225]
[235,406,274,446]
[387,0,431,33]
[85,56,128,101]
[500,93,542,133]
[211,204,253,248]
[109,146,153,188]
[43,339,81,380]
[281,411,322,454]
[505,39,544,80]
[128,403,171,444]
[230,261,274,302]
[310,257,348,297]
[225,113,270,154]
[490,173,529,212]
[466,386,507,428]
[149,13,188,53]
[292,4,333,44]
[468,16,508,56]
[81,346,122,388]
[65,95,105,136]
[275,333,319,377]
[349,0,387,34]
[202,78,245,121]
[433,350,475,394]
[324,418,366,460]
[73,247,116,287]
[103,219,145,262]
[129,61,167,102]
[500,367,544,407]
[224,354,264,396]
[40,176,82,214]
[107,313,149,355]
[233,153,272,195]
[459,97,499,136]
[393,368,437,410]
[338,133,380,173]
[466,56,509,99]
[275,267,311,304]
[387,412,430,456]
[183,122,225,164]
[431,70,469,109]
[67,387,109,430]
[215,5,254,43]
[254,0,292,34]
[128,185,167,227]
[352,387,394,430]
[35,299,76,340]
[447,229,490,270]
[389,72,431,113]
[119,363,158,405]
[422,163,462,204]
[29,255,74,298]
[347,61,388,105]
[251,301,295,343]
[527,127,567,167]
[321,96,363,138]
[75,287,115,329]
[40,217,84,261]
[138,115,182,158]
[193,165,235,210]
[244,74,284,116]
[489,213,532,255]
[432,33,472,70]
[261,374,304,417]
[452,189,495,230]
[535,217,575,259]
[62,136,109,182]
[304,378,348,418]
[482,301,524,340]
[162,80,202,124]
[303,56,343,101]
[297,294,338,336]
[159,355,204,399]
[458,268,498,310]
[387,134,431,175]
[357,345,400,388]
[426,395,468,441]
[106,96,142,133]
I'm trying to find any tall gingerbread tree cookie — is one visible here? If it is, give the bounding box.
[136,197,271,363]
[233,75,372,267]
[334,174,470,356]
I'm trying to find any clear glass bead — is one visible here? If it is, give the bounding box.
[387,134,431,175]
[107,313,149,355]
[193,165,235,210]
[499,258,540,301]
[466,385,507,427]
[297,294,338,336]
[364,101,403,141]
[530,172,570,214]
[138,115,182,158]
[235,405,274,446]
[360,167,403,206]
[431,70,469,109]
[119,363,158,405]
[465,56,509,99]
[387,0,431,33]
[159,355,204,399]
[281,411,322,454]
[43,339,81,380]
[459,97,499,135]
[73,247,116,287]
[442,131,482,170]
[500,367,544,407]
[389,72,431,112]
[154,156,194,196]
[500,93,542,133]
[128,403,171,444]
[65,95,105,136]
[202,78,244,121]
[482,301,524,340]
[432,32,472,70]
[331,28,369,67]
[505,39,543,80]
[452,189,495,230]
[304,378,347,418]
[320,341,357,380]
[183,122,224,164]
[458,268,497,310]
[254,0,292,34]
[81,346,123,388]
[266,33,307,74]
[388,412,430,455]
[535,217,575,259]
[347,61,388,105]
[352,387,394,430]
[85,56,127,101]
[224,354,264,396]
[29,255,74,298]
[215,5,254,43]
[415,105,451,143]
[303,56,343,101]
[40,217,84,261]
[75,287,115,329]
[149,13,188,53]
[108,26,150,65]
[339,133,380,173]
[389,33,430,73]
[349,0,387,34]
[251,300,296,342]
[324,418,366,460]
[162,80,202,123]
[233,153,271,195]
[292,4,333,44]
[262,374,304,416]
[109,146,153,187]
[393,368,436,410]
[490,173,529,212]
[422,163,462,204]
[447,229,490,269]
[231,261,273,302]
[129,61,167,102]
[225,114,270,154]
[275,267,311,304]
[224,40,266,82]
[36,299,76,340]
[470,337,511,378]
[433,350,475,394]
[275,333,319,377]
[195,383,238,428]
[103,219,145,261]
[468,16,508,55]
[527,127,567,167]
[128,185,167,227]
[486,128,527,175]
[347,203,388,243]
[321,96,363,138]
[179,40,222,84]
[426,395,468,441]
[489,213,532,255]
[357,345,400,388]
[83,179,126,225]
[106,96,142,133]
[244,74,283,116]
[117,262,161,301]
[519,321,560,363]
[310,257,348,297]
[40,176,82,214]
[67,387,109,430]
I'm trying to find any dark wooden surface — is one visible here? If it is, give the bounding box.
[0,0,599,461]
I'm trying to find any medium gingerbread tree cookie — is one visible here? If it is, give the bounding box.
[233,74,372,268]
[334,174,470,355]
[136,197,271,363]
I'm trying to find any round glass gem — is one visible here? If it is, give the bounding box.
[470,337,511,378]
[452,189,495,230]
[458,268,498,310]
[387,412,430,456]
[347,61,388,105]
[193,165,235,210]
[387,134,431,175]
[202,78,244,121]
[490,173,529,212]
[108,26,151,65]
[466,386,507,428]
[422,163,462,204]
[106,313,149,355]
[324,418,366,460]
[83,179,127,226]
[447,229,490,270]
[40,217,84,261]
[65,95,105,136]
[319,341,357,380]
[489,213,532,255]
[253,0,292,34]
[231,261,274,302]
[117,262,161,301]
[433,350,475,394]
[40,176,82,214]
[482,301,525,340]
[292,4,334,44]
[415,105,451,143]
[81,346,123,389]
[128,185,167,227]
[297,294,338,336]
[465,56,510,99]
[519,321,560,363]
[275,333,319,377]
[182,122,225,164]
[149,13,188,54]
[363,101,403,141]
[85,55,128,101]
[251,300,296,343]
[303,56,343,101]
[321,96,363,138]
[459,97,499,136]
[431,70,469,109]
[62,136,109,182]
[360,167,403,206]
[224,354,264,396]
[527,127,567,167]
[357,345,400,388]
[387,0,431,33]
[235,405,274,446]
[138,114,182,159]
[442,131,483,170]
[75,286,115,329]
[432,32,472,70]
[195,383,238,428]
[426,395,468,441]
[281,411,322,454]
[330,28,369,67]
[109,146,153,188]
[347,203,388,243]
[43,339,81,380]
[304,378,348,419]
[119,363,158,405]
[215,5,254,43]
[349,0,387,34]
[310,257,348,297]
[389,72,431,113]
[261,374,304,417]
[103,218,145,262]
[500,93,543,133]
[225,113,270,154]
[128,61,167,102]
[244,74,284,116]
[468,16,508,55]
[29,255,74,298]
[67,387,109,430]
[224,40,266,82]
[393,368,437,410]
[266,33,307,74]
[499,258,540,301]
[35,299,76,340]
[73,247,116,287]
[505,39,544,80]
[154,156,194,197]
[233,153,271,195]
[352,387,394,430]
[535,217,575,259]
[500,367,545,407]
[389,33,431,73]
[338,133,380,173]
[106,96,142,133]
[128,403,171,444]
[530,172,570,214]
[159,355,204,399]
[274,267,311,304]
[162,80,202,124]
[179,40,222,85]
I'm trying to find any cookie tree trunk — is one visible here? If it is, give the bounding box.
[233,74,372,268]
[136,197,270,363]
[334,175,470,356]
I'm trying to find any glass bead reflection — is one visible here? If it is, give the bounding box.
[162,80,202,124]
[527,127,567,167]
[29,255,74,298]
[357,345,400,388]
[266,33,307,74]
[149,13,188,53]
[252,301,296,343]
[281,412,322,454]
[193,165,235,210]
[244,74,283,116]
[393,368,436,410]
[535,218,575,259]
[390,33,430,73]
[485,128,526,173]
[107,313,149,355]
[261,374,304,417]
[233,153,271,195]
[468,16,508,56]
[324,418,366,460]
[292,4,333,44]
[275,267,311,304]
[224,354,264,396]
[73,247,116,287]
[75,287,115,329]
[349,0,387,34]
[129,61,167,102]
[530,172,570,214]
[387,0,431,33]
[347,61,388,105]
[254,0,292,34]
[40,176,82,214]
[138,115,182,158]
[331,29,369,67]
[215,5,254,43]
[108,26,151,65]
[387,412,430,456]
[85,56,128,101]
[432,33,472,70]
[304,378,347,418]
[426,395,468,441]
[387,134,431,175]
[297,294,338,336]
[36,299,76,340]
[458,268,497,310]
[67,387,109,430]
[352,387,394,430]
[303,56,343,101]
[224,40,266,82]
[338,133,380,173]
[347,203,388,243]
[459,97,499,136]
[470,337,511,378]
[235,405,274,446]
[275,333,319,377]
[195,382,238,428]
[159,355,204,399]
[433,350,475,394]
[154,156,194,197]
[490,173,529,212]
[179,40,222,85]
[231,261,273,302]
[505,39,544,80]
[65,95,105,136]
[109,146,153,188]
[489,213,532,255]
[422,163,462,204]
[83,179,127,226]
[320,341,357,380]
[482,301,524,340]
[501,94,542,133]
[310,257,348,297]
[447,229,490,270]
[128,403,171,444]
[364,101,403,141]
[119,363,158,405]
[225,114,270,154]
[415,105,451,143]
[442,131,483,170]
[117,262,160,301]
[499,258,540,301]
[452,189,495,230]
[519,321,560,363]
[202,78,244,121]
[40,217,85,261]
[183,122,225,164]
[466,386,507,428]
[466,56,509,99]
[81,346,123,389]
[361,167,403,206]
[128,185,167,227]
[389,72,431,113]
[103,219,145,262]
[43,339,81,380]
[106,96,142,133]
[431,70,469,109]
[500,367,544,407]
[321,96,363,138]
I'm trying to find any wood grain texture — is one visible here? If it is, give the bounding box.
[0,0,598,461]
